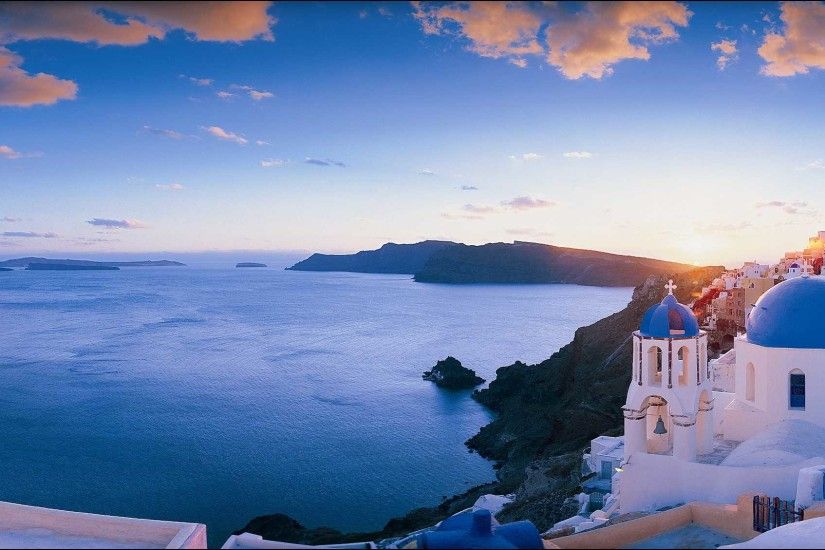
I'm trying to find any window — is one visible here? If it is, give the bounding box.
[790,371,806,409]
[600,460,613,480]
[746,363,755,401]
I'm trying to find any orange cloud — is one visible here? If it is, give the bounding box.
[758,1,825,77]
[0,1,275,107]
[412,1,543,67]
[0,47,77,107]
[546,2,691,79]
[412,1,691,79]
[711,39,737,70]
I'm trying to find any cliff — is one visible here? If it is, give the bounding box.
[414,241,696,286]
[287,241,457,274]
[236,265,724,542]
[0,257,185,268]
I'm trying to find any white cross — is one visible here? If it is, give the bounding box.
[665,279,677,295]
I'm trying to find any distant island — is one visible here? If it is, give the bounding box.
[0,267,12,272]
[27,263,119,271]
[286,240,456,274]
[0,257,186,268]
[287,240,695,287]
[236,262,268,268]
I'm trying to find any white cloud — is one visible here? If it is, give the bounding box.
[418,169,435,176]
[231,84,274,100]
[261,159,286,168]
[799,159,825,171]
[563,151,593,159]
[86,218,147,229]
[180,74,213,86]
[501,196,557,210]
[509,152,542,161]
[256,140,271,146]
[155,183,185,191]
[202,125,248,145]
[216,91,234,99]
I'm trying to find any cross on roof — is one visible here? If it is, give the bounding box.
[665,279,677,295]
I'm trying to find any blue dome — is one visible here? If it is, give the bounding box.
[639,294,700,338]
[746,276,825,349]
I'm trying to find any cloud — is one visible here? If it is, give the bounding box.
[216,91,234,99]
[180,74,212,86]
[0,2,275,45]
[799,159,825,171]
[304,157,346,167]
[509,152,542,161]
[0,144,22,159]
[755,200,815,215]
[715,21,731,31]
[461,185,478,191]
[261,158,286,167]
[711,39,738,70]
[1,231,59,238]
[546,2,692,79]
[202,125,248,145]
[141,125,184,140]
[441,212,484,220]
[758,1,825,77]
[0,2,275,106]
[418,169,435,176]
[231,84,274,100]
[501,196,556,210]
[378,6,393,18]
[0,47,78,107]
[563,151,593,159]
[462,203,498,214]
[155,183,185,190]
[1,216,21,222]
[256,140,270,146]
[413,2,691,79]
[86,218,147,229]
[413,2,544,62]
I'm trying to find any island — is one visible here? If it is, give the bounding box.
[236,262,268,268]
[0,267,12,272]
[287,240,695,287]
[26,263,119,271]
[286,240,457,274]
[423,357,485,389]
[0,257,185,268]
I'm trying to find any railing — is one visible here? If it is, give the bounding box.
[753,496,803,532]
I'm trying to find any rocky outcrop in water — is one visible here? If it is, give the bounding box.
[0,257,185,268]
[423,357,485,389]
[236,262,267,268]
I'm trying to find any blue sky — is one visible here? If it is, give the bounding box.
[1,1,824,266]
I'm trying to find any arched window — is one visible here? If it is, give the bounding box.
[746,363,755,402]
[790,370,806,410]
[677,346,689,385]
[647,346,663,386]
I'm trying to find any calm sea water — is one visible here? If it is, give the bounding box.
[0,267,631,545]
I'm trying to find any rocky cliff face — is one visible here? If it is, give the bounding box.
[236,266,724,542]
[286,241,457,274]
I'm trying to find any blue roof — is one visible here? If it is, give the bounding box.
[747,276,825,349]
[639,293,700,338]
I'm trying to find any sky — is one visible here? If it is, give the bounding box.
[1,1,825,267]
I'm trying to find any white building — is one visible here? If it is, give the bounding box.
[616,276,825,516]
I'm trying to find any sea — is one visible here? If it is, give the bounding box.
[0,264,632,545]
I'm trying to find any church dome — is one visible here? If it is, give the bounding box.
[639,292,700,338]
[746,276,825,349]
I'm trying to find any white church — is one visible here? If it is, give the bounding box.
[596,275,825,516]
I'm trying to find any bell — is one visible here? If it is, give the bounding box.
[653,415,668,435]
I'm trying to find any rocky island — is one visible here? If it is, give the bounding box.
[236,262,268,268]
[0,257,185,268]
[288,240,695,287]
[0,267,12,272]
[235,265,724,545]
[26,263,119,271]
[423,357,485,389]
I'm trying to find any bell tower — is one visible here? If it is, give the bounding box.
[622,280,714,462]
